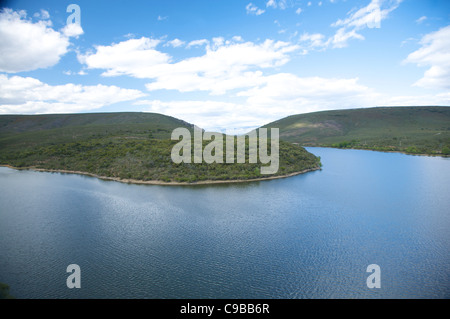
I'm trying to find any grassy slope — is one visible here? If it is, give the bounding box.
[262,106,450,155]
[0,112,321,183]
[0,112,192,149]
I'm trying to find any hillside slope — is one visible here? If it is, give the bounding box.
[262,106,450,155]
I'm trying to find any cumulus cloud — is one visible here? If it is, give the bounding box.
[0,8,83,73]
[237,74,379,115]
[78,37,170,77]
[61,22,84,38]
[404,25,450,90]
[79,37,299,95]
[146,39,298,95]
[0,9,68,72]
[0,74,145,114]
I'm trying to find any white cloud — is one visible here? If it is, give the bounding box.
[124,33,136,39]
[78,37,170,77]
[157,15,167,21]
[135,99,256,134]
[232,36,244,42]
[332,0,401,30]
[79,37,300,95]
[266,0,289,9]
[212,37,225,48]
[238,74,378,114]
[299,32,328,50]
[295,8,302,15]
[0,74,145,114]
[187,39,209,48]
[404,25,450,90]
[267,0,277,8]
[61,22,84,38]
[330,27,365,48]
[415,16,427,24]
[0,8,80,73]
[246,3,265,15]
[33,9,50,20]
[301,0,402,51]
[134,75,381,132]
[145,39,299,95]
[165,38,185,48]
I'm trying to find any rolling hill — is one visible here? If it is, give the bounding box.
[262,106,450,156]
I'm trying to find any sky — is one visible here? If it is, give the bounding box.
[0,0,449,133]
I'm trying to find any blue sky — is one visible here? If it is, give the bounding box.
[0,0,449,132]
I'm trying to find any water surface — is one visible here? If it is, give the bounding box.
[0,148,449,298]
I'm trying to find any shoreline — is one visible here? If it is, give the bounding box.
[304,145,449,158]
[0,164,321,186]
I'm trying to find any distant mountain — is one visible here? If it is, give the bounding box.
[262,106,450,155]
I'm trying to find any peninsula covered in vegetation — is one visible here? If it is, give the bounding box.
[0,112,321,184]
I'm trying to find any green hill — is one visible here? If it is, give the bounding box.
[0,112,321,183]
[0,112,193,149]
[262,106,450,156]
